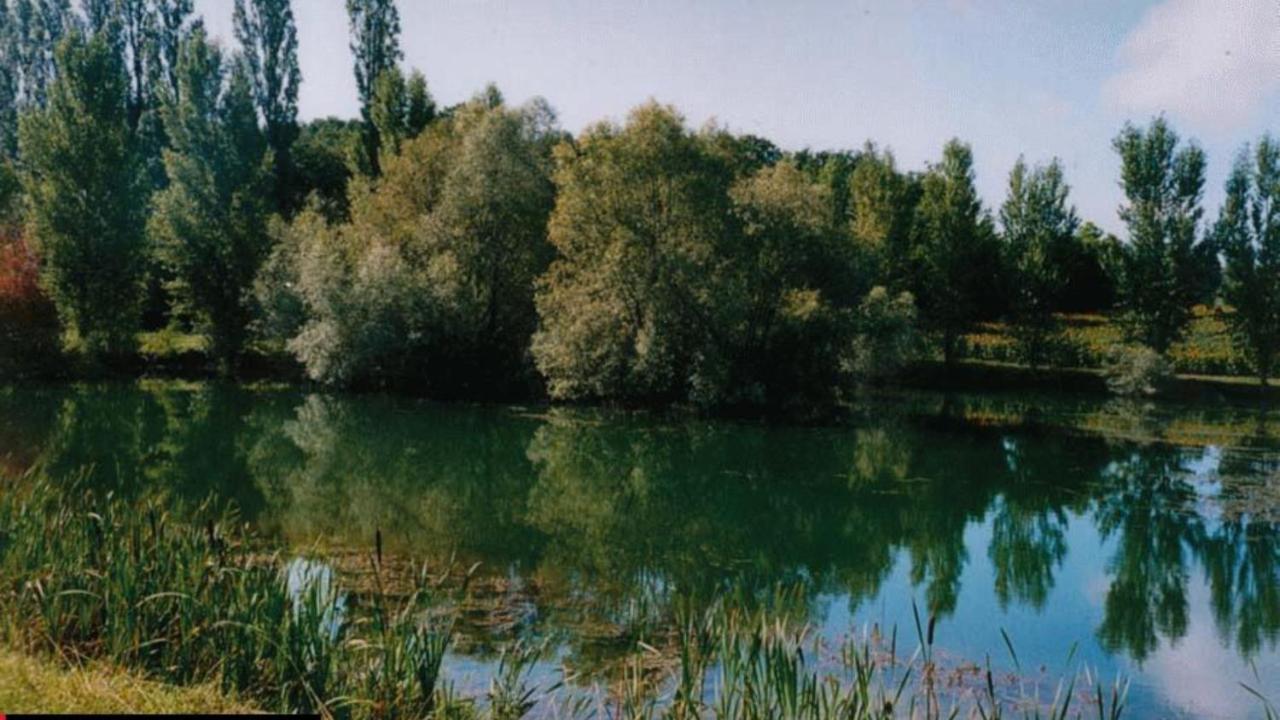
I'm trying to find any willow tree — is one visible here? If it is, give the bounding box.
[1216,137,1280,385]
[150,30,272,365]
[20,29,145,357]
[711,160,862,407]
[268,92,558,393]
[532,102,733,403]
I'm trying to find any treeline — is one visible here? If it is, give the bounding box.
[1,0,1279,409]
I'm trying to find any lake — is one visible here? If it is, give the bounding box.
[1,381,1277,718]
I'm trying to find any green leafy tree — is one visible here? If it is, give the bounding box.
[268,92,557,393]
[150,31,272,365]
[288,117,361,220]
[1059,221,1119,313]
[346,0,400,176]
[150,0,194,99]
[234,0,299,213]
[10,0,74,109]
[368,65,406,158]
[848,143,917,285]
[912,139,998,364]
[1216,137,1280,385]
[366,66,432,167]
[0,1,17,157]
[1112,118,1209,353]
[19,28,146,357]
[532,102,733,402]
[999,157,1078,368]
[116,0,152,130]
[707,159,861,408]
[405,68,433,136]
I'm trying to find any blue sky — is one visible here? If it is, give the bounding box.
[196,0,1280,234]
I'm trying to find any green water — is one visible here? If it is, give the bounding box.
[1,381,1277,718]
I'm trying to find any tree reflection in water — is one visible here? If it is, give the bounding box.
[4,382,1278,683]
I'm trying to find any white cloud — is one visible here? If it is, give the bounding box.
[1104,0,1280,133]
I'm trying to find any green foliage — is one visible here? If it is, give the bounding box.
[1059,222,1119,313]
[847,286,919,382]
[346,0,401,176]
[1217,136,1280,385]
[1112,118,1210,354]
[289,117,362,220]
[149,29,273,365]
[270,92,557,393]
[1103,344,1172,397]
[234,0,300,213]
[999,157,1078,368]
[910,139,1000,363]
[532,102,734,403]
[19,28,146,358]
[848,144,916,285]
[707,159,862,408]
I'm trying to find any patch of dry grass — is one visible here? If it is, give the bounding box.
[0,648,255,714]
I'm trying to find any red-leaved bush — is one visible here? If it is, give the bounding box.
[0,227,62,364]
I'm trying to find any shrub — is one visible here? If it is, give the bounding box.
[0,229,61,369]
[845,287,920,382]
[1103,345,1172,397]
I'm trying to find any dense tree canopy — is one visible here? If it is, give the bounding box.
[532,103,735,403]
[19,28,146,357]
[149,28,272,364]
[265,92,557,394]
[1,0,1272,408]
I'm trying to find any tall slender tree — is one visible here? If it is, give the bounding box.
[346,0,400,175]
[912,139,997,364]
[151,0,194,100]
[234,0,299,212]
[151,30,271,364]
[1112,117,1209,353]
[1216,137,1280,385]
[20,29,146,357]
[116,0,152,130]
[0,0,18,157]
[999,157,1078,368]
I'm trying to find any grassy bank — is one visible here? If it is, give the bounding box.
[961,307,1247,378]
[0,649,253,713]
[0,473,1136,719]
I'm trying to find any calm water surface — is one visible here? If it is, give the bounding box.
[1,382,1277,718]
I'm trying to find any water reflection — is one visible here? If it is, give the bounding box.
[1,382,1278,715]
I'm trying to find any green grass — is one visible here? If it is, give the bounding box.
[0,648,254,714]
[138,329,210,358]
[962,308,1251,378]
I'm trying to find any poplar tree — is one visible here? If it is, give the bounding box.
[912,139,997,364]
[234,0,299,211]
[1216,137,1280,385]
[999,157,1078,368]
[151,30,272,365]
[152,0,195,100]
[20,29,146,357]
[346,0,400,175]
